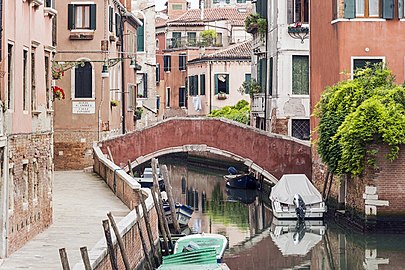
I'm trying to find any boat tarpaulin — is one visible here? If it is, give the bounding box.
[269,174,323,205]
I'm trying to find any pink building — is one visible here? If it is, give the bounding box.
[0,0,56,257]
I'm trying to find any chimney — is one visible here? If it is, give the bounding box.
[200,0,204,20]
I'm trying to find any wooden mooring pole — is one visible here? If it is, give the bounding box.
[80,246,92,270]
[102,219,118,270]
[161,165,181,234]
[135,204,153,269]
[107,212,131,270]
[137,190,160,267]
[150,184,170,255]
[152,159,173,251]
[59,248,70,270]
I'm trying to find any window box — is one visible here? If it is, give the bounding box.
[287,25,309,34]
[246,23,259,34]
[217,92,227,100]
[244,13,267,36]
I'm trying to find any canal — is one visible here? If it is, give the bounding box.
[157,154,405,270]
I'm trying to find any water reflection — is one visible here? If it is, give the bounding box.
[160,156,405,270]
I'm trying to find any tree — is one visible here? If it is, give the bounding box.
[208,100,250,124]
[314,63,405,176]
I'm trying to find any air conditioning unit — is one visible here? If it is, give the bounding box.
[136,100,143,108]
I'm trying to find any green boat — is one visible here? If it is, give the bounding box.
[174,233,228,262]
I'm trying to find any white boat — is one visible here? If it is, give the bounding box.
[163,202,194,226]
[269,174,327,219]
[136,167,165,191]
[270,218,326,256]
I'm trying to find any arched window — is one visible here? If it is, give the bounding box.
[75,62,92,98]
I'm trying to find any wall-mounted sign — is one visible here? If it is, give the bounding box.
[72,101,96,114]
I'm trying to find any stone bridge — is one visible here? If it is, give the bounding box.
[99,118,311,184]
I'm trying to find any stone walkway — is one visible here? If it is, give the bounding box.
[0,171,130,270]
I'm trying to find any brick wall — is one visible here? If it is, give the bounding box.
[7,133,53,255]
[54,130,98,170]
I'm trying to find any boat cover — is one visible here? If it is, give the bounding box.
[271,231,322,256]
[269,174,323,205]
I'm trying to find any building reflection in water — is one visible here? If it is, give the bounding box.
[160,156,405,270]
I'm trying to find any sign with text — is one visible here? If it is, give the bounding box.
[72,101,96,114]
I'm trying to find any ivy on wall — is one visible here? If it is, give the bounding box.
[314,63,405,176]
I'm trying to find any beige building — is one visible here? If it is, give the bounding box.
[53,0,141,170]
[0,0,56,257]
[187,40,252,115]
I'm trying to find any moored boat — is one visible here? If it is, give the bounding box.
[174,233,228,262]
[224,173,258,189]
[135,167,165,191]
[269,174,327,219]
[163,202,194,227]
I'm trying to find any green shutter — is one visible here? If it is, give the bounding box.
[269,58,273,96]
[90,4,96,30]
[244,74,251,94]
[200,74,205,95]
[195,75,199,95]
[115,13,121,36]
[156,64,160,82]
[214,74,218,94]
[143,73,148,97]
[68,4,74,30]
[185,77,188,95]
[399,0,404,19]
[225,75,229,94]
[109,7,113,32]
[382,0,394,19]
[292,56,309,95]
[344,0,356,19]
[137,19,145,51]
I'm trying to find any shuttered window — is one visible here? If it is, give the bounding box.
[292,55,309,95]
[214,74,229,94]
[68,4,96,30]
[109,7,113,32]
[179,54,186,70]
[75,62,93,98]
[164,55,171,72]
[200,74,206,95]
[344,0,392,18]
[287,0,308,23]
[179,87,186,107]
[256,0,268,19]
[115,13,121,36]
[137,19,145,51]
[257,58,267,93]
[188,75,198,96]
[156,63,160,83]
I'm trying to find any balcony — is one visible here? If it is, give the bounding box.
[251,93,272,118]
[44,0,57,17]
[166,36,223,49]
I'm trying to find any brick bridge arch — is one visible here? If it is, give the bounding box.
[99,118,311,184]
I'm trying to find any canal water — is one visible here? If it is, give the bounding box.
[158,155,405,270]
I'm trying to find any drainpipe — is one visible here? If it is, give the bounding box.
[120,11,126,134]
[209,61,212,113]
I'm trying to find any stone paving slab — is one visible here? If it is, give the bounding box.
[0,171,130,270]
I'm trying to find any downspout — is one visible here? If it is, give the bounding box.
[209,60,212,113]
[120,12,126,134]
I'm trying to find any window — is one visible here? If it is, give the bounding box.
[179,87,186,107]
[128,84,136,110]
[8,166,14,211]
[287,0,309,23]
[352,58,384,77]
[68,4,96,30]
[23,49,29,111]
[166,87,171,108]
[214,74,229,94]
[258,58,267,92]
[109,6,113,32]
[7,44,14,110]
[156,39,159,50]
[137,73,148,98]
[344,0,394,19]
[45,54,51,109]
[172,32,181,48]
[292,55,309,95]
[172,4,183,10]
[45,0,55,9]
[292,119,310,140]
[164,55,171,72]
[237,0,247,3]
[33,160,38,201]
[156,63,160,83]
[244,73,251,94]
[137,19,145,52]
[215,33,222,46]
[187,32,196,46]
[179,54,186,71]
[75,61,93,98]
[31,48,37,111]
[189,75,198,96]
[23,163,28,204]
[115,13,121,36]
[256,0,268,19]
[200,74,206,95]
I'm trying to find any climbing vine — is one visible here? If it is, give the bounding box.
[315,63,405,176]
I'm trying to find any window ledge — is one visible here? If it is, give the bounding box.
[32,110,42,116]
[331,18,386,24]
[400,19,405,22]
[46,109,54,114]
[69,32,94,40]
[30,0,43,8]
[44,7,57,18]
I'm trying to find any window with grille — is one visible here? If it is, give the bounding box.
[292,119,310,140]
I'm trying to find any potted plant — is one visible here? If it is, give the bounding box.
[239,79,262,98]
[217,91,227,100]
[52,86,65,100]
[200,30,217,47]
[244,13,267,37]
[135,107,143,120]
[52,66,64,80]
[110,100,119,107]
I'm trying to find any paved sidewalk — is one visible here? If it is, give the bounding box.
[0,171,130,270]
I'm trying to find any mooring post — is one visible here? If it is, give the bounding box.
[59,248,71,270]
[107,212,131,270]
[80,246,92,270]
[102,219,118,270]
[161,165,181,234]
[135,204,153,269]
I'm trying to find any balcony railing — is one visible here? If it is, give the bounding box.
[166,36,223,49]
[251,93,272,118]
